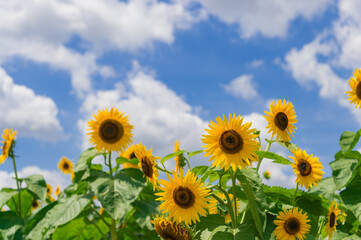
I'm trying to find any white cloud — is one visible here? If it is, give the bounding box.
[222,74,258,99]
[195,0,333,38]
[0,68,63,141]
[248,59,264,68]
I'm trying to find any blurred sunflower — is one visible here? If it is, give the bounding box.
[156,170,210,226]
[120,145,139,169]
[0,128,17,164]
[134,143,159,190]
[152,216,192,240]
[55,185,60,196]
[174,140,184,174]
[88,108,134,152]
[46,184,52,197]
[290,148,324,189]
[325,201,341,240]
[346,68,361,108]
[58,157,73,174]
[273,208,310,240]
[201,113,260,172]
[264,99,297,142]
[31,200,40,211]
[99,207,104,215]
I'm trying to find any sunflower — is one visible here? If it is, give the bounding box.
[346,68,361,108]
[152,216,192,240]
[0,128,17,164]
[31,200,40,211]
[55,185,60,196]
[99,207,105,215]
[208,192,240,224]
[156,170,210,226]
[58,157,73,174]
[264,99,297,142]
[134,143,159,190]
[120,145,139,169]
[201,113,260,172]
[273,208,310,240]
[290,148,324,189]
[88,108,134,152]
[174,140,183,174]
[46,184,52,197]
[325,201,341,239]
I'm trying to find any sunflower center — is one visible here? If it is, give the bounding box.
[141,157,153,178]
[32,201,38,208]
[99,119,124,144]
[356,82,361,99]
[173,186,195,209]
[47,188,50,194]
[63,162,69,170]
[297,159,312,176]
[284,217,301,235]
[130,152,136,159]
[329,212,336,228]
[274,112,288,131]
[219,130,243,154]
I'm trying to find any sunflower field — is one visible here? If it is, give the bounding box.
[1,71,361,240]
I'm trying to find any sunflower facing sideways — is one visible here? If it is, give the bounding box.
[325,201,341,240]
[201,113,260,172]
[156,170,210,226]
[152,216,192,240]
[0,128,17,164]
[264,99,297,142]
[58,157,73,174]
[88,108,134,152]
[273,208,310,240]
[46,184,52,197]
[134,143,159,190]
[290,148,324,189]
[346,68,361,108]
[120,145,139,169]
[31,199,40,211]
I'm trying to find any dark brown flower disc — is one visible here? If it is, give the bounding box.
[173,186,195,209]
[284,217,301,235]
[274,112,288,131]
[141,157,153,178]
[219,130,243,154]
[297,159,312,176]
[99,119,124,143]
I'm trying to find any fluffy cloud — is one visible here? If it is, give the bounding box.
[222,74,258,99]
[0,68,63,141]
[195,0,333,38]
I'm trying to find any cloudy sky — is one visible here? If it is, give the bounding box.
[1,0,360,189]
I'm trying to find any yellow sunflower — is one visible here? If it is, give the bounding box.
[55,185,60,196]
[273,208,310,240]
[156,170,210,226]
[120,145,139,169]
[152,216,192,240]
[290,148,324,189]
[174,140,183,174]
[201,113,260,172]
[31,200,40,211]
[0,128,17,164]
[99,207,105,215]
[46,184,52,197]
[58,157,73,174]
[346,68,361,108]
[134,143,159,190]
[88,108,134,152]
[264,99,297,142]
[325,201,341,240]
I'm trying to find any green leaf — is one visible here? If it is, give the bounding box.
[330,151,361,189]
[187,150,203,158]
[207,225,234,240]
[6,189,34,218]
[88,168,145,220]
[24,201,57,236]
[73,148,104,182]
[160,150,186,166]
[132,200,159,229]
[234,224,258,239]
[0,189,17,208]
[308,177,337,201]
[273,140,298,152]
[115,157,138,166]
[339,130,361,153]
[340,186,361,224]
[256,151,291,165]
[237,168,266,239]
[24,175,47,202]
[27,194,92,239]
[194,214,226,240]
[191,166,210,176]
[0,211,24,240]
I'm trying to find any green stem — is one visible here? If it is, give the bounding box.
[108,152,113,176]
[117,208,136,238]
[316,218,325,240]
[211,193,226,206]
[156,165,172,174]
[217,186,236,229]
[110,219,117,240]
[11,154,21,217]
[292,183,299,206]
[230,170,238,227]
[256,136,273,172]
[89,205,111,228]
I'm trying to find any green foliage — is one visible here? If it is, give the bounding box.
[256,151,292,165]
[339,130,361,153]
[24,175,47,203]
[0,211,24,240]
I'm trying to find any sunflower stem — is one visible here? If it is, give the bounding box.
[108,152,113,176]
[210,193,226,206]
[155,165,172,174]
[316,217,325,240]
[117,208,136,238]
[110,218,117,240]
[10,150,21,217]
[256,136,273,173]
[292,183,299,206]
[216,186,236,229]
[230,170,238,228]
[89,205,112,229]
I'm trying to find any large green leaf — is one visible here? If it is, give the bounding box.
[27,194,91,239]
[0,211,24,240]
[0,189,17,208]
[88,168,145,220]
[24,175,47,202]
[187,150,203,158]
[73,148,104,182]
[339,130,361,153]
[132,200,159,229]
[24,201,57,236]
[256,151,291,165]
[194,214,226,240]
[160,150,186,166]
[330,151,361,189]
[6,190,33,218]
[207,225,234,240]
[340,186,361,224]
[308,177,337,201]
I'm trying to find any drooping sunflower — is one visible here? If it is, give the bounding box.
[174,140,183,174]
[273,208,310,240]
[201,113,260,172]
[346,68,361,108]
[46,184,52,197]
[325,201,341,240]
[120,145,139,169]
[264,99,297,142]
[31,199,40,211]
[134,143,159,190]
[152,216,192,240]
[0,128,17,164]
[58,157,73,174]
[55,185,60,196]
[156,170,210,226]
[290,148,324,189]
[88,108,134,152]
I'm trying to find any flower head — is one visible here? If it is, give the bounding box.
[346,68,361,108]
[273,208,310,240]
[325,201,341,240]
[134,143,159,190]
[120,145,139,169]
[0,128,17,164]
[152,216,192,240]
[58,157,73,174]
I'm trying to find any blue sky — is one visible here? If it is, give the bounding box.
[0,0,360,189]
